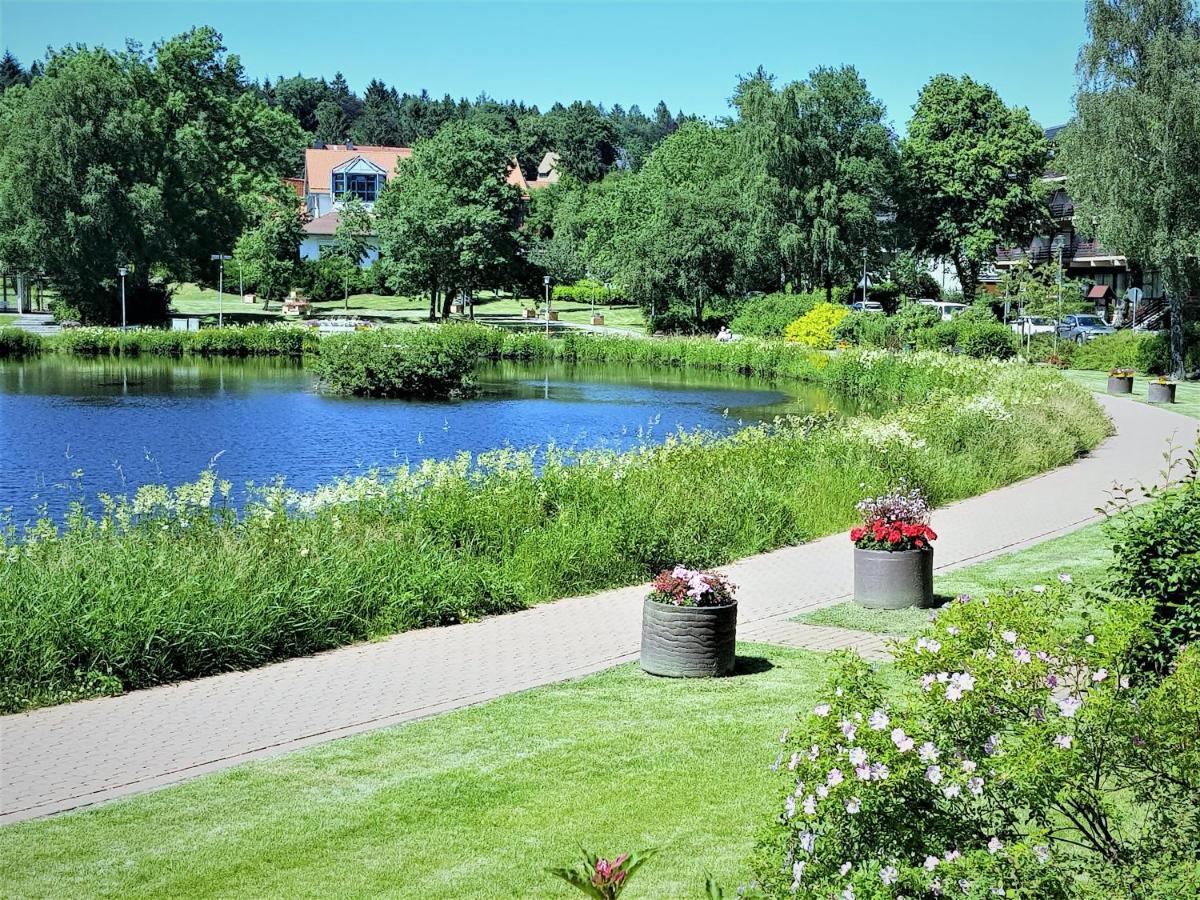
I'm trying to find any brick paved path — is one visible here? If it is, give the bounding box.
[1,395,1194,823]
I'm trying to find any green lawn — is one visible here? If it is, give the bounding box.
[0,644,834,899]
[0,313,17,326]
[168,284,647,333]
[1065,368,1200,420]
[797,518,1113,637]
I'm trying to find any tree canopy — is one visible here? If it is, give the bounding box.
[1059,0,1200,377]
[900,74,1049,302]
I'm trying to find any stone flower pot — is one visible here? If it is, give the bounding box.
[547,310,560,321]
[853,547,933,609]
[521,308,537,319]
[591,314,606,326]
[1148,381,1177,404]
[640,598,737,677]
[1107,375,1133,394]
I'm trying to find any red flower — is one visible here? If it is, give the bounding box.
[925,527,938,541]
[887,530,902,544]
[850,527,865,542]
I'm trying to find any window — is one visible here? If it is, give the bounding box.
[332,172,379,202]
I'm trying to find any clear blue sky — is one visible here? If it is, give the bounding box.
[1,0,1087,131]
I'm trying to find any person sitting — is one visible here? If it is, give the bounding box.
[716,325,733,342]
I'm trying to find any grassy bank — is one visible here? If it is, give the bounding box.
[0,644,821,898]
[0,323,318,358]
[0,349,1109,711]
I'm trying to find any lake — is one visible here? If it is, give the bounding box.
[0,355,845,523]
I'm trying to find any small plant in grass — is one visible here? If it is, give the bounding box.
[1152,374,1175,384]
[1108,366,1135,377]
[648,566,736,607]
[548,848,656,899]
[850,485,937,551]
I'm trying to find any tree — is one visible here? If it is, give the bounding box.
[351,79,404,146]
[374,121,522,320]
[733,66,898,299]
[1058,0,1200,378]
[330,195,373,309]
[901,74,1049,302]
[234,182,305,311]
[314,98,348,144]
[546,101,618,182]
[272,75,329,132]
[0,50,29,93]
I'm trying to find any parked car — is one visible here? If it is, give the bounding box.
[1057,314,1115,343]
[850,300,884,314]
[1010,315,1057,336]
[917,299,968,321]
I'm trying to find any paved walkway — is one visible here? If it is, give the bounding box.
[1,395,1195,824]
[4,313,60,335]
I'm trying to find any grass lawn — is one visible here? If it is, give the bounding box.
[168,284,647,333]
[797,519,1114,637]
[0,313,17,326]
[1065,368,1200,420]
[0,644,839,899]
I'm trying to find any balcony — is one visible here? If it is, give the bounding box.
[996,237,1126,268]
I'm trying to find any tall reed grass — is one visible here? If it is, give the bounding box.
[0,349,1110,711]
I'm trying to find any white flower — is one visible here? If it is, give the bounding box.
[788,752,800,771]
[1034,845,1050,863]
[924,855,940,871]
[881,865,899,885]
[1058,572,1073,584]
[1119,675,1131,689]
[842,887,855,900]
[919,741,940,762]
[845,797,861,814]
[983,734,1001,756]
[784,796,796,819]
[808,743,821,761]
[1031,584,1046,594]
[870,762,890,781]
[840,861,852,877]
[1001,630,1017,644]
[925,764,944,785]
[891,727,915,752]
[1057,695,1082,718]
[855,763,872,781]
[968,776,984,796]
[813,703,831,717]
[943,783,961,799]
[791,859,805,890]
[944,850,961,862]
[827,768,845,788]
[800,831,815,853]
[945,685,963,702]
[868,709,890,730]
[1085,634,1096,645]
[803,794,818,816]
[1092,668,1109,683]
[921,674,937,692]
[947,625,961,636]
[840,719,858,741]
[1053,734,1073,749]
[848,747,868,766]
[816,784,829,799]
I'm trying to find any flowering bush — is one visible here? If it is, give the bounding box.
[548,848,656,899]
[851,486,938,552]
[752,584,1200,899]
[648,566,736,608]
[783,303,851,349]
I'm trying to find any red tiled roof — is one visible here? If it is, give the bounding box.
[305,144,412,194]
[303,211,341,236]
[1087,284,1115,300]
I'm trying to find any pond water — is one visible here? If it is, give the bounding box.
[0,355,847,523]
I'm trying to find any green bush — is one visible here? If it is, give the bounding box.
[0,327,43,357]
[44,325,317,358]
[551,278,626,305]
[957,322,1017,359]
[311,325,492,398]
[783,303,850,349]
[1069,329,1156,372]
[729,292,823,338]
[0,350,1109,711]
[1134,324,1200,375]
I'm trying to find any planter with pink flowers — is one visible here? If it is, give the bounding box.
[850,486,938,609]
[640,566,737,677]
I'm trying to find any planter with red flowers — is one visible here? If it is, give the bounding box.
[640,566,737,677]
[849,486,937,609]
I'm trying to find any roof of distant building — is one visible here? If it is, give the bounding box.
[305,143,411,194]
[304,210,341,236]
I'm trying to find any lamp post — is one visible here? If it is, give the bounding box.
[861,248,868,305]
[1054,244,1063,353]
[211,253,232,327]
[117,265,128,333]
[544,275,551,335]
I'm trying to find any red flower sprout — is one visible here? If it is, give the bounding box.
[848,486,937,552]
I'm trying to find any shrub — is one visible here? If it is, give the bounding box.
[1133,323,1200,375]
[783,303,850,349]
[0,327,43,357]
[753,585,1200,898]
[957,322,1017,359]
[551,278,627,305]
[0,350,1109,710]
[44,325,317,358]
[1068,329,1155,372]
[730,292,823,338]
[311,325,490,398]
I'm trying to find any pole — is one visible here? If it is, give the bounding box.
[239,259,244,300]
[218,257,224,328]
[544,276,551,335]
[861,249,868,305]
[1054,245,1062,353]
[120,272,126,333]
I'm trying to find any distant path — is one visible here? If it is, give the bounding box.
[1,394,1194,824]
[4,313,60,335]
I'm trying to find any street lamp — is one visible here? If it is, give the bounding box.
[543,275,551,335]
[861,248,868,305]
[1053,244,1063,353]
[210,253,232,327]
[117,265,128,333]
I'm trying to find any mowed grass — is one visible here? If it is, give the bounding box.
[0,644,831,899]
[1064,368,1200,421]
[0,313,17,326]
[797,519,1114,637]
[470,295,646,332]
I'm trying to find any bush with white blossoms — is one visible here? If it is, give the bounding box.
[752,584,1200,899]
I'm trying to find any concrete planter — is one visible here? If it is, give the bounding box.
[853,547,933,609]
[450,303,463,315]
[1107,375,1133,394]
[1148,381,1177,404]
[591,314,606,326]
[521,308,537,319]
[547,310,560,321]
[640,598,737,677]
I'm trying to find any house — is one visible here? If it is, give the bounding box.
[297,140,552,265]
[527,151,560,189]
[993,125,1166,324]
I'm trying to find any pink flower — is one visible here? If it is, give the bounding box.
[845,796,861,814]
[891,727,915,752]
[987,836,1003,854]
[868,709,890,730]
[919,741,940,762]
[813,703,831,717]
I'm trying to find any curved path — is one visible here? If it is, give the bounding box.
[1,394,1195,824]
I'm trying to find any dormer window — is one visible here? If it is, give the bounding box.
[333,172,379,202]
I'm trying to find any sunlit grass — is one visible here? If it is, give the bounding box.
[1064,368,1200,421]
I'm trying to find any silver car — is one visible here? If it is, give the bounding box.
[1056,314,1115,343]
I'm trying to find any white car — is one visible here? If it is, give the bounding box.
[917,300,968,321]
[850,300,884,314]
[1010,316,1057,336]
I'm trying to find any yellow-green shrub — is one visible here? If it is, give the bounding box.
[782,303,850,349]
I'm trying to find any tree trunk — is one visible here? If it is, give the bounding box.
[428,280,438,322]
[824,271,833,304]
[441,287,454,321]
[953,255,978,304]
[1167,266,1187,380]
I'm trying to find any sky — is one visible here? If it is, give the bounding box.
[1,0,1088,131]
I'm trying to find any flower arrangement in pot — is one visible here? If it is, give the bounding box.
[1107,367,1135,394]
[1147,374,1177,404]
[640,566,737,677]
[850,485,937,609]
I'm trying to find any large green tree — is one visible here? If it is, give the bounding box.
[734,66,898,300]
[374,121,523,320]
[330,195,374,309]
[901,74,1049,302]
[1059,0,1200,377]
[233,182,306,311]
[0,28,304,322]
